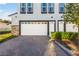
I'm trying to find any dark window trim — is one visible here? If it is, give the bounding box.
[27,11,33,14]
[41,11,47,14]
[48,11,54,14]
[20,12,26,14]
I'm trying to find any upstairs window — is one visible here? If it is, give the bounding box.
[48,3,54,13]
[59,3,65,13]
[20,3,26,14]
[41,3,47,14]
[27,3,33,14]
[21,3,26,6]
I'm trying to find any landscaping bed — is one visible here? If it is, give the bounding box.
[51,32,79,56]
[0,33,16,43]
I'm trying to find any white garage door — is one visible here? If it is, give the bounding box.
[21,22,48,35]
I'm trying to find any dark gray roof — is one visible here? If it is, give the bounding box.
[8,12,18,16]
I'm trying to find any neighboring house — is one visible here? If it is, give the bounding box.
[9,3,78,37]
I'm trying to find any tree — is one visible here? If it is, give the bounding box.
[64,3,79,32]
[63,3,79,47]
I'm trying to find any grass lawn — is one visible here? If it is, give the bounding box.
[0,33,15,42]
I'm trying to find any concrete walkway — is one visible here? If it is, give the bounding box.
[54,42,71,56]
[44,41,71,56]
[44,42,56,56]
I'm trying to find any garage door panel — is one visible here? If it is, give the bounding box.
[21,22,48,35]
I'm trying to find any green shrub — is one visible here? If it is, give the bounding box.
[61,32,77,41]
[50,32,57,41]
[69,32,78,40]
[55,32,61,39]
[51,32,56,39]
[51,32,62,39]
[51,32,79,42]
[68,32,74,40]
[68,32,79,46]
[51,32,62,40]
[62,32,70,40]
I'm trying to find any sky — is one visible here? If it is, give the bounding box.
[0,3,17,21]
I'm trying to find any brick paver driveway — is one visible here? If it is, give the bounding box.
[0,36,49,56]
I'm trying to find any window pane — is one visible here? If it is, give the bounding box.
[41,7,47,13]
[43,7,46,11]
[60,3,64,7]
[48,3,54,13]
[41,3,47,14]
[20,3,26,8]
[48,7,53,12]
[20,3,26,14]
[20,8,26,13]
[27,3,33,14]
[21,3,26,6]
[60,7,64,12]
[48,3,51,6]
[28,7,32,12]
[21,8,26,11]
[42,3,47,6]
[27,3,31,6]
[59,3,64,13]
[48,3,54,7]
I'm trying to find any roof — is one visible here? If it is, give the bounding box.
[8,12,18,16]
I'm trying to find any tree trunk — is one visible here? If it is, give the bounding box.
[64,22,66,32]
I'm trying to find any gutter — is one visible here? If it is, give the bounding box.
[8,12,18,16]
